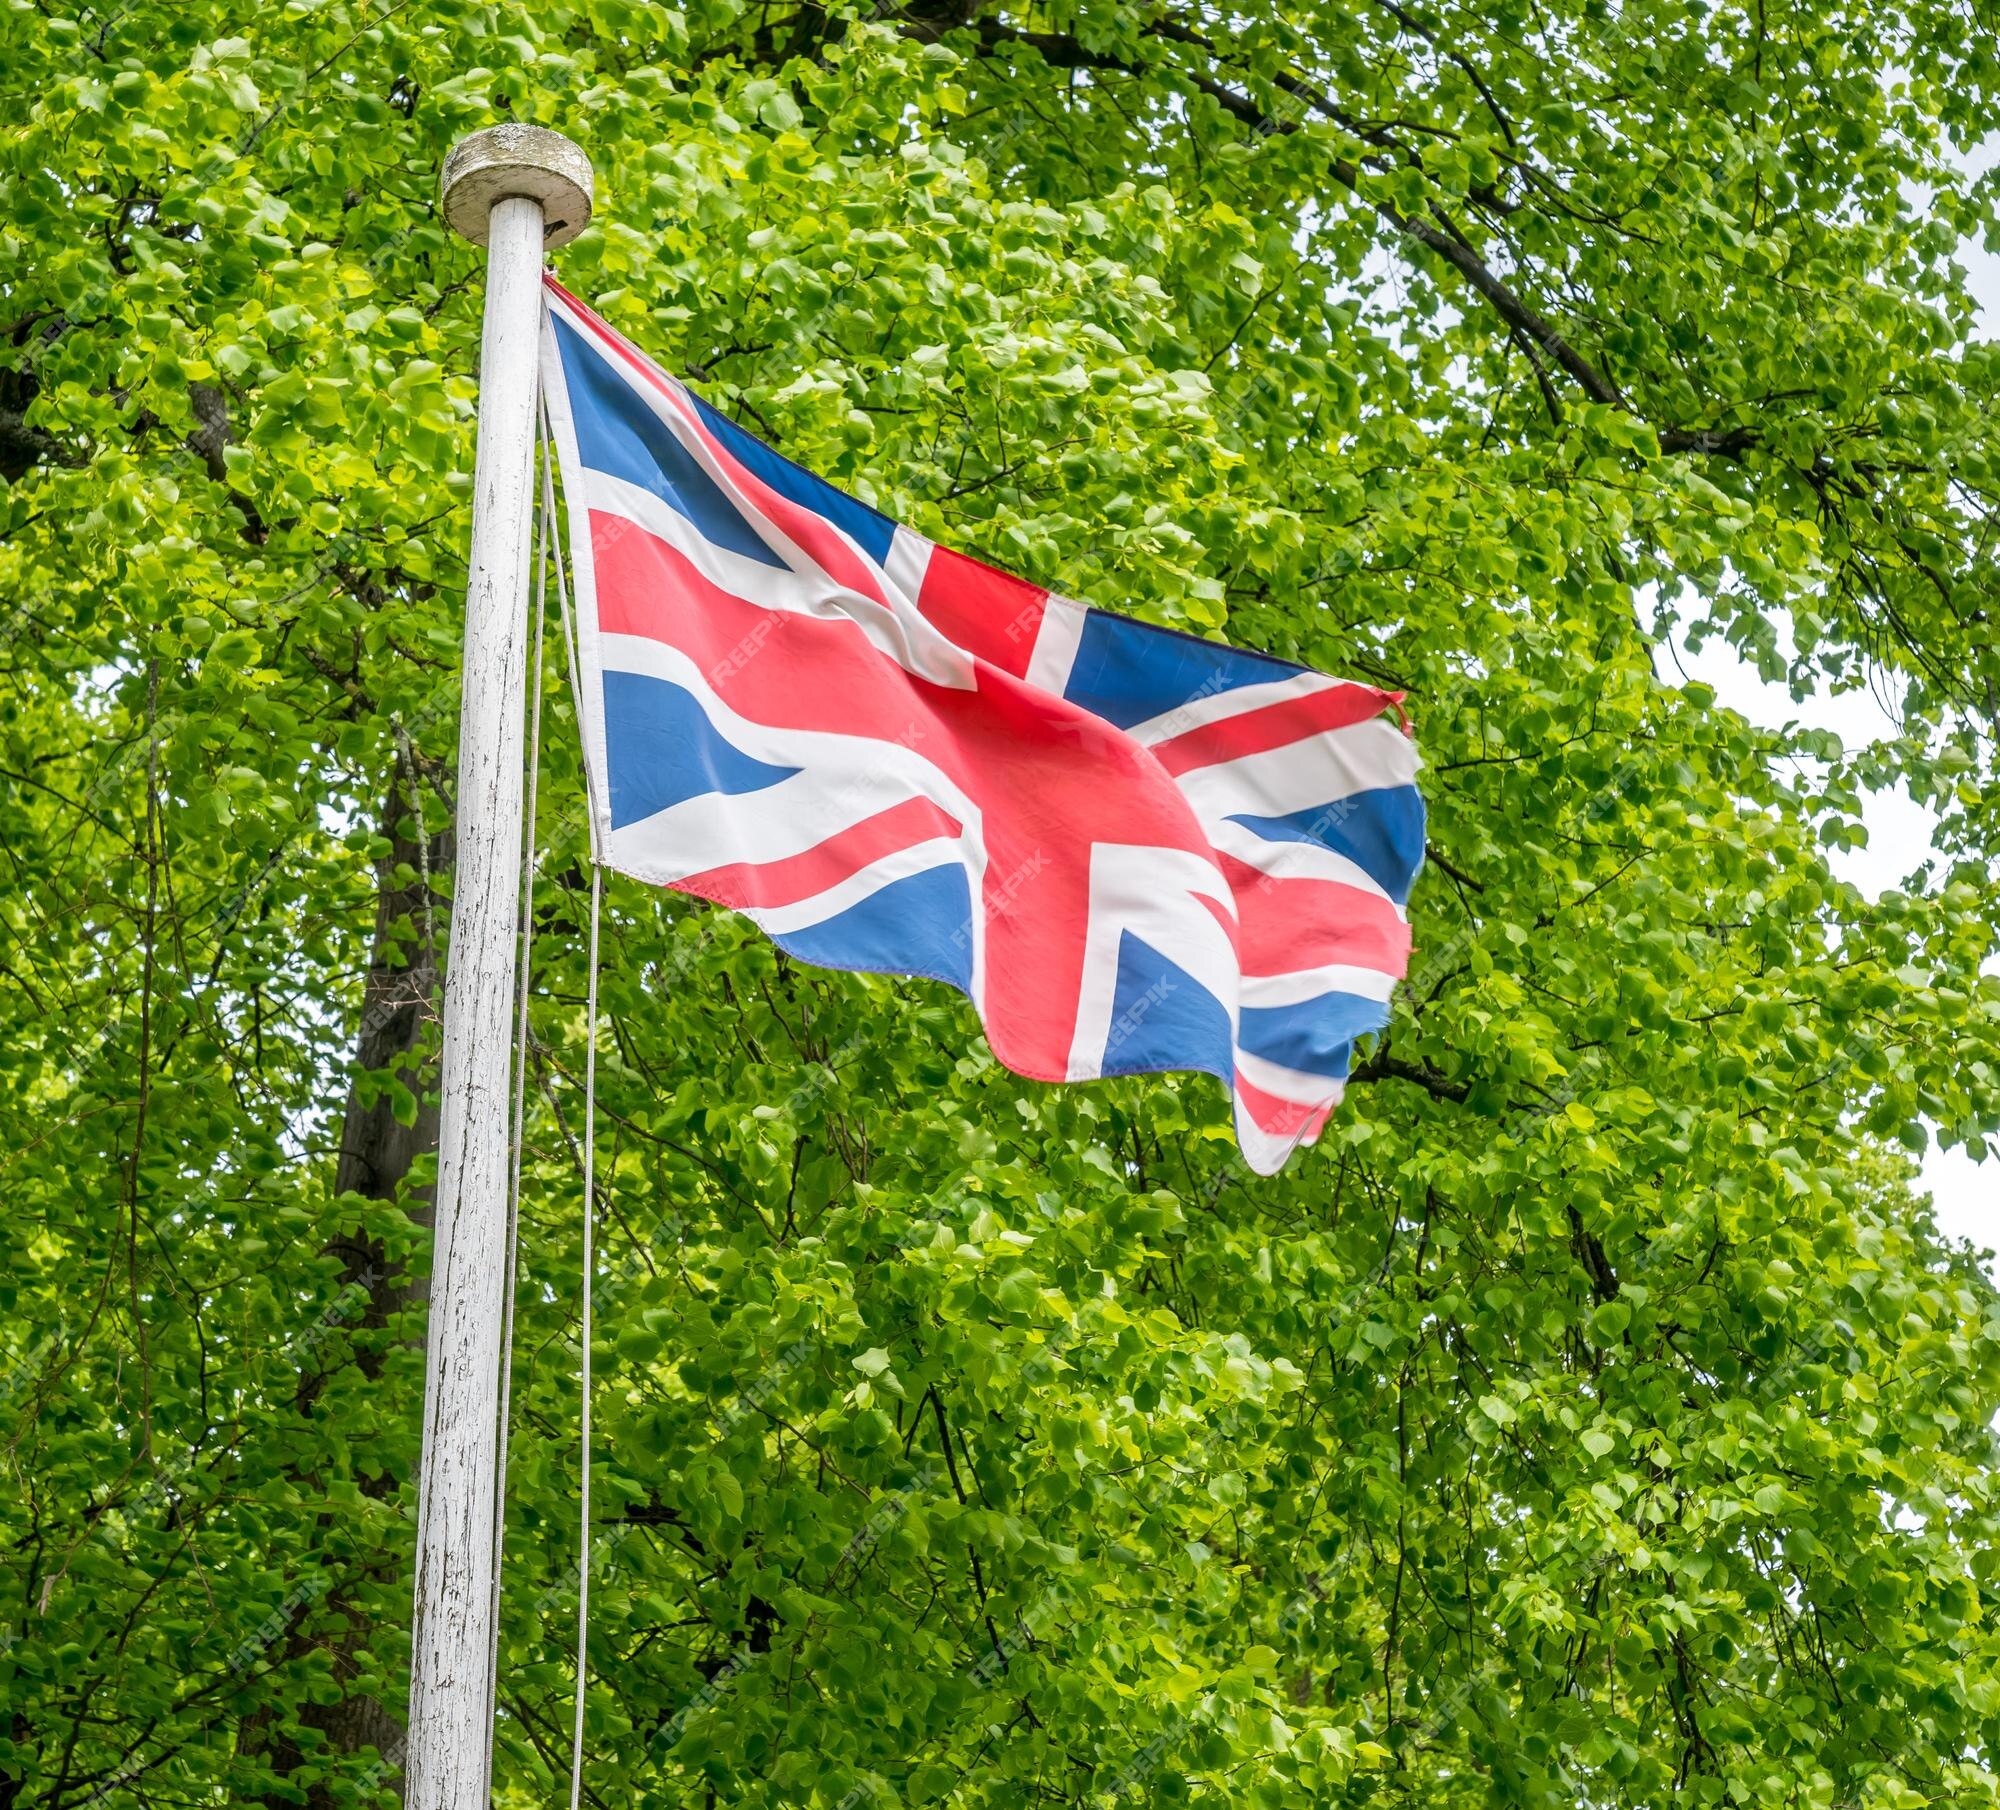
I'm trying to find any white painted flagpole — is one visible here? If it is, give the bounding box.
[410,124,593,1810]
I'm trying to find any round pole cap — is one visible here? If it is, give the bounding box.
[441,124,594,248]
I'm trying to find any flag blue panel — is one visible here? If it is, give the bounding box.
[689,391,899,567]
[551,313,785,570]
[1238,993,1376,1080]
[1062,608,1304,731]
[1226,785,1427,907]
[1099,932,1235,1082]
[601,669,799,830]
[775,864,975,996]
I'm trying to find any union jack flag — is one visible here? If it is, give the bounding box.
[540,278,1424,1173]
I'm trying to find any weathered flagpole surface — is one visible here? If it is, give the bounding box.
[411,124,593,1810]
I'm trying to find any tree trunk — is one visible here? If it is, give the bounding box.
[244,744,454,1807]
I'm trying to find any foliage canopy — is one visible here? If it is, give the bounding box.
[2,0,2000,1806]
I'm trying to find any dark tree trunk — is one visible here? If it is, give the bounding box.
[245,745,454,1807]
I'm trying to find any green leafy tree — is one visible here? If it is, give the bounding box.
[2,1,1998,1806]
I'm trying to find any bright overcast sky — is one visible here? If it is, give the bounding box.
[1659,129,1998,1275]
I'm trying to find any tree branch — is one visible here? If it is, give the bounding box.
[960,12,1755,459]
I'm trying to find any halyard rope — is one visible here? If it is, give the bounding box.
[539,398,602,1810]
[479,417,554,1797]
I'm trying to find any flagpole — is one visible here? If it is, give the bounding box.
[410,124,593,1810]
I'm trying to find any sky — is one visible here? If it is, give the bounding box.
[1655,130,2000,1273]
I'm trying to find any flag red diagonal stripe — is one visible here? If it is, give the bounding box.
[677,795,965,910]
[1149,684,1403,776]
[1232,1067,1336,1139]
[1220,856,1412,973]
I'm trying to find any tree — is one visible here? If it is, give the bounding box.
[2,0,1998,1805]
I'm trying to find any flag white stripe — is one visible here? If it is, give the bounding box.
[882,524,933,604]
[539,307,615,863]
[1124,669,1341,745]
[596,631,984,831]
[581,468,976,690]
[1025,595,1088,696]
[1065,844,1238,1083]
[1234,1046,1348,1104]
[1232,1093,1342,1174]
[1240,964,1399,1007]
[1206,816,1398,908]
[1174,716,1420,820]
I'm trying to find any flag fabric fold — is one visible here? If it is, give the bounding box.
[539,276,1424,1173]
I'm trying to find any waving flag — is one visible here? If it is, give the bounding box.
[539,278,1424,1173]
